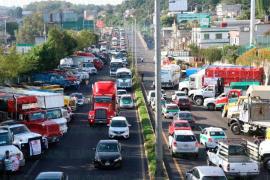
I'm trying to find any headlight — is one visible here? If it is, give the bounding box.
[96,156,101,162]
[114,156,122,162]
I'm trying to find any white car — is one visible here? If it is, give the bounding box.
[117,89,127,102]
[119,94,134,109]
[108,116,131,139]
[186,166,227,180]
[147,90,166,104]
[200,127,227,150]
[171,91,187,101]
[168,130,199,157]
[162,103,180,119]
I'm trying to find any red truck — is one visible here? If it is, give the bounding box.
[204,67,264,86]
[88,81,117,126]
[74,51,104,70]
[0,92,62,142]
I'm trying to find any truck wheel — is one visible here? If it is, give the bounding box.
[263,156,270,170]
[195,96,203,106]
[207,103,215,111]
[230,122,241,135]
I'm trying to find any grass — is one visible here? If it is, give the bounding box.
[133,76,156,178]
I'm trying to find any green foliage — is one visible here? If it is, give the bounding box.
[8,7,23,18]
[189,44,200,57]
[201,47,222,64]
[6,22,18,36]
[161,15,174,27]
[222,45,239,64]
[16,13,44,44]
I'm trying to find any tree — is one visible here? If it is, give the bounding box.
[6,22,19,36]
[16,13,44,44]
[201,48,222,64]
[72,30,99,50]
[161,15,174,27]
[222,45,239,64]
[188,44,201,57]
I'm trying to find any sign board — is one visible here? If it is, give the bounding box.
[22,103,38,110]
[200,17,210,28]
[169,0,188,12]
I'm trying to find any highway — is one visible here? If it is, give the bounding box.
[10,64,148,179]
[129,30,270,180]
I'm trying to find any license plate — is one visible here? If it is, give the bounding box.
[105,162,110,166]
[240,172,247,176]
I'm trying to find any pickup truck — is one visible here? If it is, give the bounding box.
[207,141,260,177]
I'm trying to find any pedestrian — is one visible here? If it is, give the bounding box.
[3,150,12,180]
[141,57,144,63]
[141,73,144,82]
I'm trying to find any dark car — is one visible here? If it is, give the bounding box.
[93,140,122,169]
[35,171,68,180]
[174,97,191,110]
[174,111,195,127]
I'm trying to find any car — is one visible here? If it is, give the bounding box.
[162,103,180,119]
[168,130,199,157]
[186,166,227,180]
[147,90,166,104]
[119,94,134,109]
[200,127,227,150]
[35,171,68,180]
[174,96,191,110]
[174,111,195,126]
[108,116,131,139]
[150,97,166,111]
[171,90,187,101]
[70,93,85,106]
[168,120,192,135]
[117,89,127,102]
[93,139,122,169]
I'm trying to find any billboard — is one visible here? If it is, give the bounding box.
[169,0,188,12]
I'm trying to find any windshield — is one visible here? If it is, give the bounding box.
[111,120,127,127]
[177,113,192,120]
[10,126,29,135]
[176,93,186,96]
[210,131,225,136]
[121,97,131,102]
[176,135,196,142]
[110,62,123,70]
[116,73,131,79]
[46,109,62,119]
[118,91,127,95]
[0,132,9,146]
[202,177,227,180]
[95,96,112,103]
[29,112,46,121]
[175,122,190,128]
[229,145,247,156]
[97,142,119,152]
[73,94,83,99]
[83,63,94,68]
[167,105,178,110]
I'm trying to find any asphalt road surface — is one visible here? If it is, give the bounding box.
[8,63,148,179]
[129,30,270,180]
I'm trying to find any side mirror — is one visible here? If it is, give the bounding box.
[186,170,192,174]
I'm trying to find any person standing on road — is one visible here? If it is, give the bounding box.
[141,72,144,82]
[3,150,12,180]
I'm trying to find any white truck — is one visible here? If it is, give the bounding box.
[161,64,180,88]
[228,85,270,135]
[207,141,260,177]
[116,68,132,90]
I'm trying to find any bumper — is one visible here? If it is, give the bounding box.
[226,171,259,177]
[94,160,122,168]
[179,105,191,110]
[88,119,109,125]
[120,104,133,109]
[47,135,61,143]
[109,131,129,139]
[60,125,68,134]
[205,142,218,149]
[172,147,199,154]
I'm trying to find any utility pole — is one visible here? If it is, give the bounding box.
[4,19,7,44]
[250,0,255,46]
[132,20,134,69]
[154,0,163,178]
[134,18,137,74]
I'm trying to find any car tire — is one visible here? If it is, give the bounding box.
[207,103,215,111]
[230,122,241,135]
[195,96,204,106]
[263,156,270,170]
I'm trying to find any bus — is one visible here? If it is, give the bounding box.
[110,59,124,77]
[116,68,132,90]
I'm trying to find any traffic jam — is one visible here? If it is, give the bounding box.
[144,53,270,179]
[0,28,133,179]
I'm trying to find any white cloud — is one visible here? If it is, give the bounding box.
[0,0,123,7]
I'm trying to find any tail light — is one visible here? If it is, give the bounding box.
[208,138,213,142]
[227,164,230,171]
[173,140,177,147]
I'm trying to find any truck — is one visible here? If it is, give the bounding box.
[0,88,68,135]
[68,55,97,75]
[0,127,25,171]
[161,64,180,88]
[228,85,270,135]
[116,68,132,90]
[0,92,62,143]
[207,141,260,177]
[74,52,104,70]
[88,81,117,126]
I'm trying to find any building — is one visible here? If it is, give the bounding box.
[216,4,242,18]
[229,23,270,46]
[191,27,236,48]
[16,44,34,54]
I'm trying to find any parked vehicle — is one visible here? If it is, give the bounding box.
[0,123,48,158]
[108,116,131,139]
[174,111,195,127]
[116,68,132,90]
[200,127,226,150]
[0,127,25,171]
[35,172,68,180]
[89,81,117,126]
[207,141,260,177]
[161,64,180,88]
[162,103,180,119]
[186,166,227,180]
[173,96,191,110]
[168,130,199,157]
[119,94,134,109]
[168,120,191,135]
[93,140,122,169]
[0,92,62,143]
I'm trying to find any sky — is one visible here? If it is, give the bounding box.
[0,0,123,7]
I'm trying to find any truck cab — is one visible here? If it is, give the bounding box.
[116,68,132,90]
[189,85,219,106]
